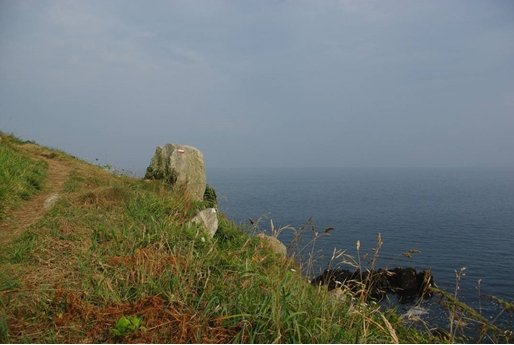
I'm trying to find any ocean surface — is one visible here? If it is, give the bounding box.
[208,167,514,331]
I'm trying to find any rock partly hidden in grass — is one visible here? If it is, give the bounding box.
[256,233,287,257]
[145,143,207,202]
[191,208,219,238]
[43,193,60,209]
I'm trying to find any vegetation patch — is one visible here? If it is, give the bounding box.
[0,136,47,219]
[111,315,143,338]
[0,314,8,343]
[0,271,19,292]
[7,231,39,264]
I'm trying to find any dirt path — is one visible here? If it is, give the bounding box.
[0,151,72,246]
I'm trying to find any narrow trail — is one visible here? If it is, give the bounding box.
[0,150,72,246]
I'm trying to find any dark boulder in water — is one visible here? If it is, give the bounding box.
[388,267,433,302]
[311,267,433,303]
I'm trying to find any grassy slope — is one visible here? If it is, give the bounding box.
[0,134,435,343]
[0,138,47,220]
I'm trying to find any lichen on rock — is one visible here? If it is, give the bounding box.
[145,143,207,201]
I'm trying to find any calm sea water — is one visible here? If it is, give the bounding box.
[208,167,514,330]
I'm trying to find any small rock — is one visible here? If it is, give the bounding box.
[328,288,347,302]
[401,306,428,322]
[44,193,60,209]
[256,233,287,257]
[40,152,56,159]
[191,208,218,238]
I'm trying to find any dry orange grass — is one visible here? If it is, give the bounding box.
[51,291,236,343]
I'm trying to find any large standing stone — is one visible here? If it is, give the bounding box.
[191,208,219,238]
[145,144,207,201]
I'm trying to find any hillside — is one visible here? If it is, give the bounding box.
[0,133,436,343]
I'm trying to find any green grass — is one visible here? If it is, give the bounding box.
[0,133,439,343]
[0,135,47,219]
[0,314,8,343]
[6,231,39,264]
[0,271,20,292]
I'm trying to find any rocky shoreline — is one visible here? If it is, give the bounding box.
[312,267,434,303]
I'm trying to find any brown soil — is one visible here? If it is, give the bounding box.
[0,146,72,246]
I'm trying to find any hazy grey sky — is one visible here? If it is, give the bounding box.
[1,0,513,173]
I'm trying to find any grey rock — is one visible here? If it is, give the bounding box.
[257,233,287,257]
[401,306,428,322]
[145,143,206,201]
[43,193,60,209]
[328,288,348,302]
[191,208,218,238]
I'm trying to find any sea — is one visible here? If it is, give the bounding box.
[207,167,514,333]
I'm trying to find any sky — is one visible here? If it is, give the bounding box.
[1,0,514,173]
